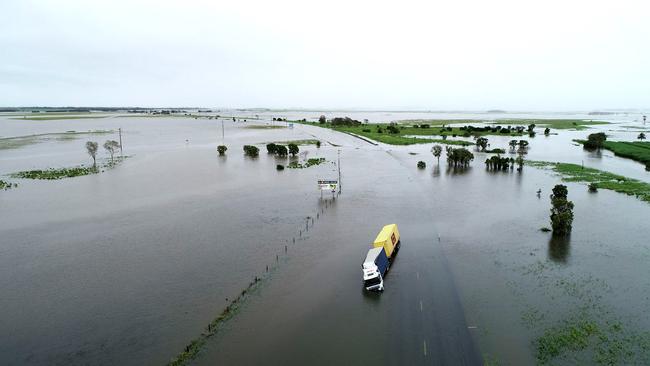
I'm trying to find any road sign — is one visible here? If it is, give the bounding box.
[318,179,338,192]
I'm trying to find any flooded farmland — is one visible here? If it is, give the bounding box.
[1,111,650,365]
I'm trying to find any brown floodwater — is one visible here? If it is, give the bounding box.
[1,111,649,365]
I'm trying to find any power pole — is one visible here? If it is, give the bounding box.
[118,128,123,157]
[221,119,225,143]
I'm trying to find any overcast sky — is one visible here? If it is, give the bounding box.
[1,0,648,110]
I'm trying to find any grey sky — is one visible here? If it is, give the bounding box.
[1,0,648,110]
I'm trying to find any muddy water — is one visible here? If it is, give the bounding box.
[2,113,650,365]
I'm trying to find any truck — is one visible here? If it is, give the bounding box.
[362,224,401,292]
[362,247,389,291]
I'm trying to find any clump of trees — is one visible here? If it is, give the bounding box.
[243,145,259,157]
[386,125,400,134]
[517,140,529,154]
[217,145,228,155]
[86,141,98,167]
[103,140,120,164]
[446,147,474,167]
[318,115,327,124]
[475,137,489,151]
[417,161,426,169]
[330,117,361,126]
[583,132,606,150]
[509,140,518,151]
[288,143,299,156]
[550,184,574,236]
[527,124,536,137]
[588,183,598,192]
[431,145,443,163]
[485,155,513,170]
[515,155,524,171]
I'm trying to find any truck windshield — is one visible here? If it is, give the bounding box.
[364,276,381,287]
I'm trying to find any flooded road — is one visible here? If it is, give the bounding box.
[2,111,650,365]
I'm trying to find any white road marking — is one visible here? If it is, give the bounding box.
[420,300,423,312]
[423,340,427,356]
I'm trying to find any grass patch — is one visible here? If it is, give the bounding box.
[395,119,483,126]
[0,130,114,150]
[243,125,286,129]
[528,161,650,202]
[536,318,599,364]
[287,157,326,169]
[10,166,99,180]
[10,157,127,180]
[576,140,650,166]
[494,119,609,130]
[0,180,18,190]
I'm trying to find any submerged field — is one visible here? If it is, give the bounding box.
[0,110,648,366]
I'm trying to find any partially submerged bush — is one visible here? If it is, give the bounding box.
[276,164,284,170]
[217,145,227,155]
[266,143,277,154]
[417,161,426,169]
[243,145,259,157]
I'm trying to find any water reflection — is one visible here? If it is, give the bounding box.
[548,235,571,263]
[432,164,441,177]
[445,166,472,176]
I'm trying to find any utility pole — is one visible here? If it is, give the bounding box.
[118,128,123,157]
[221,119,225,143]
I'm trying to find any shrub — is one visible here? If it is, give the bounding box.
[420,124,430,128]
[217,145,227,155]
[276,164,285,170]
[318,115,326,124]
[386,125,400,134]
[583,132,606,150]
[266,143,277,154]
[243,145,259,157]
[417,161,426,169]
[588,183,598,192]
[288,143,299,156]
[316,141,321,148]
[276,145,288,157]
[362,129,371,133]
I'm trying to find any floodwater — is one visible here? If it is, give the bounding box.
[1,111,649,365]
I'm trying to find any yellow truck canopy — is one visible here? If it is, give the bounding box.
[373,224,400,258]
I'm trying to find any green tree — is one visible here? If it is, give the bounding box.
[509,140,518,150]
[217,145,227,155]
[103,140,120,163]
[638,132,646,141]
[288,143,299,156]
[276,145,288,157]
[544,127,550,136]
[432,145,443,163]
[583,132,606,150]
[316,141,321,148]
[243,145,259,157]
[266,143,278,154]
[85,141,98,167]
[550,184,574,236]
[515,154,524,171]
[475,137,489,151]
[319,115,327,124]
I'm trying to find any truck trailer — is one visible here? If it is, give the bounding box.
[373,224,401,258]
[362,224,401,292]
